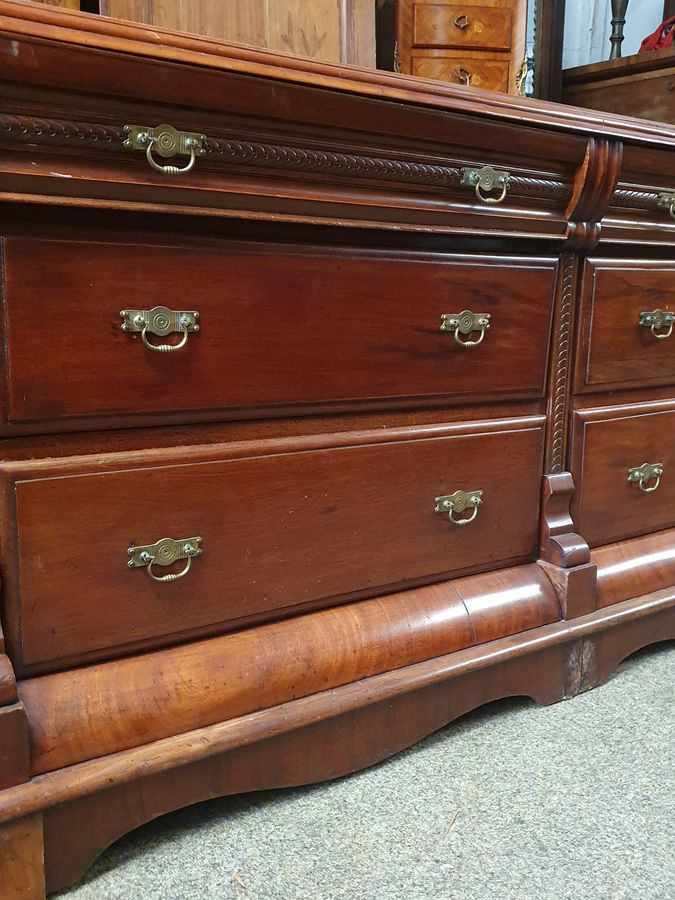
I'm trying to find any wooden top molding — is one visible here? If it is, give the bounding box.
[3,0,675,147]
[1,1,674,241]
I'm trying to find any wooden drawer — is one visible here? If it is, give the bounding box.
[571,403,675,547]
[413,4,512,51]
[1,237,555,430]
[3,418,544,670]
[412,52,510,90]
[577,260,675,393]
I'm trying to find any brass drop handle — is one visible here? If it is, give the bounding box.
[145,136,197,175]
[627,463,663,493]
[440,310,491,347]
[454,14,470,29]
[123,124,207,177]
[657,192,675,220]
[455,66,472,85]
[128,537,202,583]
[120,306,200,353]
[639,309,674,340]
[435,490,483,526]
[460,165,510,204]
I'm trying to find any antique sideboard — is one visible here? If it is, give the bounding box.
[0,2,674,896]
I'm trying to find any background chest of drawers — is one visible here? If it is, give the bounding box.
[394,0,527,93]
[0,2,673,897]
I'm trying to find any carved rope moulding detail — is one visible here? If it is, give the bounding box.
[0,113,569,200]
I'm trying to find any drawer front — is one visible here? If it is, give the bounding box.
[578,260,675,392]
[8,419,544,668]
[412,53,510,91]
[571,404,675,547]
[2,238,555,428]
[413,4,512,51]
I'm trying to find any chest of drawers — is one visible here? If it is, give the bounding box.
[0,2,674,896]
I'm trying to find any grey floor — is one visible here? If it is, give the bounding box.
[57,641,675,900]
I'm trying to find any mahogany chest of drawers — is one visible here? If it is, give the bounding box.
[0,2,673,895]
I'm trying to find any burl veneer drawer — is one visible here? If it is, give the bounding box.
[3,417,544,670]
[413,5,512,51]
[412,52,509,90]
[577,260,675,393]
[571,402,675,547]
[1,237,556,430]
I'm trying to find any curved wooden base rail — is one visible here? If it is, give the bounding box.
[20,564,561,774]
[0,589,672,897]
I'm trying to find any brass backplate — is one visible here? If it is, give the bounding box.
[123,124,206,159]
[127,536,202,569]
[120,306,199,337]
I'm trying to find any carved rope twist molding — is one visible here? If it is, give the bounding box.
[0,113,571,199]
[203,136,465,187]
[549,254,576,474]
[612,188,661,211]
[0,114,124,148]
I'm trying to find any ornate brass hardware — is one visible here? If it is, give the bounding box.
[128,536,202,583]
[627,462,663,494]
[639,308,674,340]
[460,165,510,204]
[455,67,472,86]
[120,305,200,353]
[435,490,483,526]
[123,124,206,175]
[657,193,675,220]
[454,14,470,29]
[440,310,491,347]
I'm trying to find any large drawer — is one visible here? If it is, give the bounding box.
[576,260,675,393]
[2,417,545,671]
[1,236,556,430]
[571,402,675,547]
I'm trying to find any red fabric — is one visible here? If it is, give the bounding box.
[640,16,675,51]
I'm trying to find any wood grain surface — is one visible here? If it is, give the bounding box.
[6,419,544,669]
[2,237,557,427]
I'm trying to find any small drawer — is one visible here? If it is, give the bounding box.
[577,260,675,393]
[1,237,555,430]
[571,403,675,547]
[413,4,512,51]
[412,52,510,91]
[3,418,544,670]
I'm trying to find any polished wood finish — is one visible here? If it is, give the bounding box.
[396,0,526,94]
[6,419,544,670]
[0,817,44,900]
[0,3,674,895]
[576,259,675,393]
[563,48,675,126]
[2,238,556,429]
[20,562,560,774]
[571,401,675,547]
[1,593,671,895]
[100,0,376,68]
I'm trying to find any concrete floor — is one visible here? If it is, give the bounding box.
[57,641,675,900]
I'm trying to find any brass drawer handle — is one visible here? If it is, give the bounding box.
[435,490,483,526]
[123,124,206,176]
[454,14,470,29]
[120,305,200,353]
[627,463,663,493]
[455,66,472,86]
[639,309,674,340]
[460,165,510,204]
[128,536,202,583]
[657,192,675,220]
[440,310,491,347]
